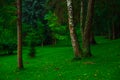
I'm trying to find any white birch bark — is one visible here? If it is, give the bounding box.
[66,0,82,58]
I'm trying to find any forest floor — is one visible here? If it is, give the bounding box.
[0,37,120,80]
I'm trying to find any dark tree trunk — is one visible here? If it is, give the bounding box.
[118,24,120,38]
[90,31,96,45]
[82,0,95,57]
[80,0,84,39]
[52,38,56,46]
[41,41,44,47]
[54,39,56,45]
[29,42,35,58]
[108,21,116,40]
[66,0,82,59]
[108,26,112,39]
[17,0,24,69]
[112,22,115,40]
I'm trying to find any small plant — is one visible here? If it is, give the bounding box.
[28,42,36,58]
[26,29,37,58]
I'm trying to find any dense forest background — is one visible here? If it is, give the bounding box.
[0,0,120,80]
[0,0,120,51]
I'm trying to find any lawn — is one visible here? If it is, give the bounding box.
[0,37,120,80]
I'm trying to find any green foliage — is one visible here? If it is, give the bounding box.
[0,4,17,55]
[22,0,46,25]
[22,0,49,45]
[0,20,16,55]
[0,28,16,45]
[25,28,39,46]
[45,11,68,41]
[22,21,45,57]
[28,42,36,58]
[0,4,17,44]
[23,24,38,57]
[36,20,45,43]
[23,20,45,46]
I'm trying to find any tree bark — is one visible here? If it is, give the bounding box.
[82,0,95,57]
[90,31,96,45]
[108,26,112,39]
[80,0,84,39]
[41,40,44,47]
[112,21,115,40]
[66,0,82,58]
[17,0,24,69]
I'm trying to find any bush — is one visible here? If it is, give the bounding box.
[28,42,36,58]
[0,43,17,55]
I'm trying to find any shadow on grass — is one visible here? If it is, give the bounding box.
[0,53,16,57]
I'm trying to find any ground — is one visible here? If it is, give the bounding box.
[0,37,120,80]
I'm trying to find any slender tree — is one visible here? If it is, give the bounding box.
[82,0,95,57]
[80,0,84,40]
[90,31,96,45]
[66,0,82,59]
[17,0,24,69]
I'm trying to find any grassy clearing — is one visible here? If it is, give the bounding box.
[0,37,120,80]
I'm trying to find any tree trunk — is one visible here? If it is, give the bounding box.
[90,31,96,45]
[108,26,112,39]
[80,0,86,50]
[112,21,115,40]
[80,0,84,39]
[66,0,82,58]
[17,0,24,69]
[82,0,95,57]
[29,42,35,58]
[41,40,44,47]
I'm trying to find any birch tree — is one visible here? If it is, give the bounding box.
[66,0,82,59]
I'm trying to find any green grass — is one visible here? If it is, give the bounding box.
[0,36,120,80]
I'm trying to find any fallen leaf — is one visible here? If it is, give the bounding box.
[83,61,95,64]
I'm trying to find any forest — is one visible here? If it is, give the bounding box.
[0,0,120,80]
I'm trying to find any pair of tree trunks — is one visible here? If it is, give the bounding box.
[81,0,95,57]
[66,0,95,58]
[108,21,116,40]
[17,0,24,69]
[108,20,120,40]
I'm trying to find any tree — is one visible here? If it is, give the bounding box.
[17,0,24,69]
[22,0,52,46]
[22,0,46,26]
[44,11,67,45]
[0,4,17,55]
[80,0,84,47]
[66,0,82,59]
[93,0,120,39]
[90,31,96,45]
[82,0,95,57]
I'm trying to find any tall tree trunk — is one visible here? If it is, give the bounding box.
[41,40,44,47]
[82,0,95,57]
[17,0,24,69]
[29,42,35,58]
[80,0,85,50]
[80,0,84,39]
[90,31,96,45]
[112,21,115,40]
[66,0,82,58]
[108,26,112,39]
